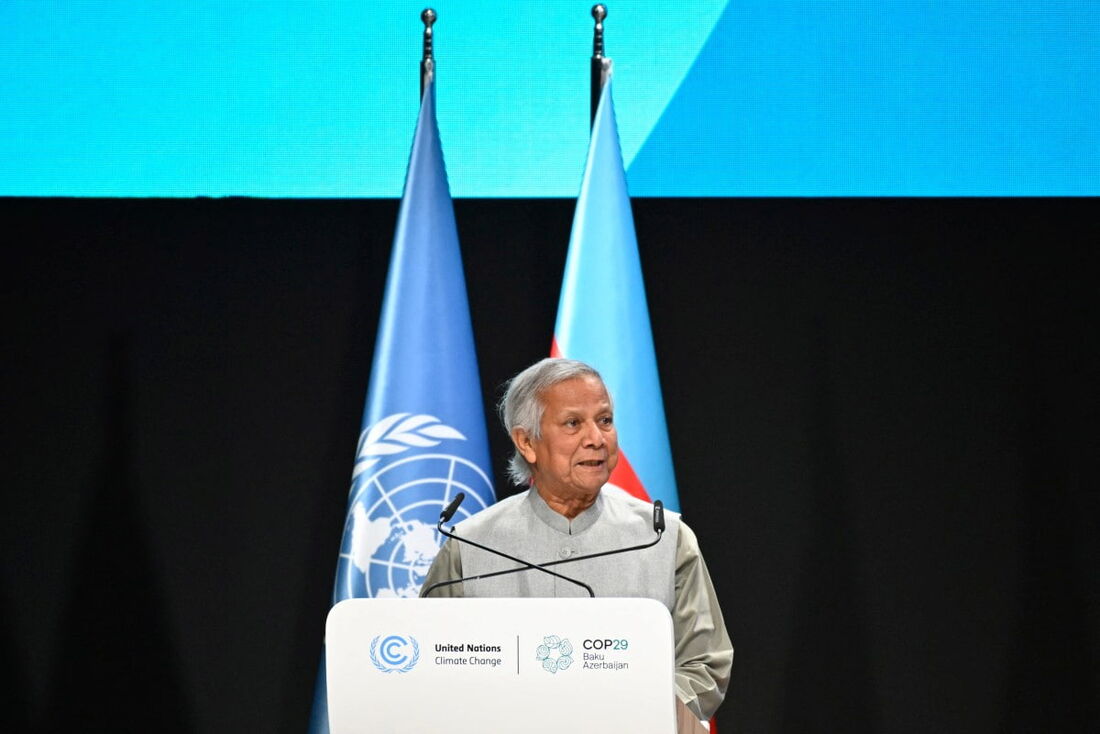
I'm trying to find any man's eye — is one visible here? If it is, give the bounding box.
[600,416,613,425]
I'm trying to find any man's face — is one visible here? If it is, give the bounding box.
[514,375,619,500]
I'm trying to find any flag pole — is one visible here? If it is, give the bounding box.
[590,4,611,127]
[420,8,436,98]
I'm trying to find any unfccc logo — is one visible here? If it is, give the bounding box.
[369,634,420,673]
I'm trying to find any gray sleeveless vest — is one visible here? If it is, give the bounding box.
[453,487,679,611]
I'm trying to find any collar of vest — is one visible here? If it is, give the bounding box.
[526,487,605,536]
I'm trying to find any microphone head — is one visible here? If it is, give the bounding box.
[653,499,665,533]
[440,492,466,523]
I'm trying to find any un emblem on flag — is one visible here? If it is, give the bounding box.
[339,413,492,599]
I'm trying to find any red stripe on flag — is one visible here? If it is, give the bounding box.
[608,451,651,503]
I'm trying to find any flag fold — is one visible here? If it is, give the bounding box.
[552,79,680,512]
[309,80,495,734]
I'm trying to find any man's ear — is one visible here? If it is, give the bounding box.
[512,427,537,464]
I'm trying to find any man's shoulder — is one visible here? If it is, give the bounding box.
[601,486,682,524]
[455,489,528,530]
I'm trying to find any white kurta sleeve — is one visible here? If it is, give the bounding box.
[672,521,734,720]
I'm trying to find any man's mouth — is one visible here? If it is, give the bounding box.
[577,459,605,467]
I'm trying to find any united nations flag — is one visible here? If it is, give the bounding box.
[309,78,496,733]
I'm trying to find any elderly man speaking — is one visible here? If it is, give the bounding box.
[422,357,732,724]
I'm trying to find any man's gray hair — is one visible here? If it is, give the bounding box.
[499,357,608,486]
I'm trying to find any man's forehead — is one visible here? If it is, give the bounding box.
[541,377,612,411]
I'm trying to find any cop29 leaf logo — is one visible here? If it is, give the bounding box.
[369,634,420,673]
[535,634,574,673]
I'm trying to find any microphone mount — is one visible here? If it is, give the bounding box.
[422,500,666,597]
[427,494,596,597]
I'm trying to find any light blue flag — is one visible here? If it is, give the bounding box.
[553,78,680,512]
[308,79,496,734]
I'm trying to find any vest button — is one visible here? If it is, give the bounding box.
[559,547,574,558]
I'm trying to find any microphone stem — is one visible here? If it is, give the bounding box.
[423,529,663,596]
[435,522,595,597]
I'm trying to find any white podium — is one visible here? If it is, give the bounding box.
[326,597,677,733]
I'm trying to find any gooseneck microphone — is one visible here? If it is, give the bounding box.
[423,492,595,598]
[439,492,465,524]
[653,498,665,533]
[421,497,666,597]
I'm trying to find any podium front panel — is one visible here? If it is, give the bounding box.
[326,597,676,733]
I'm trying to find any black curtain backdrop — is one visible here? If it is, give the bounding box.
[1,197,1096,733]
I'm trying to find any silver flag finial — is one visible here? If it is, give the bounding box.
[420,9,436,97]
[592,5,607,58]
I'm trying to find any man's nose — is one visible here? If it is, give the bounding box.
[581,420,605,447]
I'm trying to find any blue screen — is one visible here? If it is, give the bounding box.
[1,1,1096,196]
